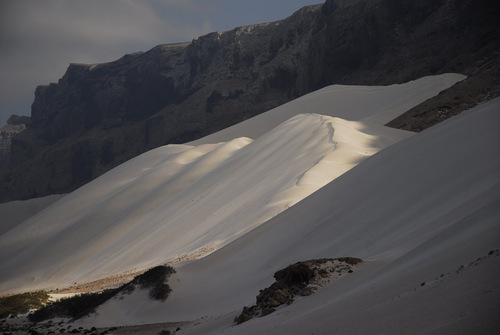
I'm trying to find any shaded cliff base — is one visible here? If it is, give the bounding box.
[387,59,500,131]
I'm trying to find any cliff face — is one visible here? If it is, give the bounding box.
[0,115,30,171]
[1,0,498,202]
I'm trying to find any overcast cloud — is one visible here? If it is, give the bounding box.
[0,0,321,126]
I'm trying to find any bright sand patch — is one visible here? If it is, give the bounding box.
[4,74,496,335]
[0,74,464,295]
[78,97,499,333]
[0,112,411,293]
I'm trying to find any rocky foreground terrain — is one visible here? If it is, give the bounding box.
[0,0,498,202]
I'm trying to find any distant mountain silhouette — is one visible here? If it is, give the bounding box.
[1,0,498,202]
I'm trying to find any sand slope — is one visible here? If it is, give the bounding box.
[1,75,465,294]
[84,97,500,334]
[2,73,492,334]
[0,194,64,236]
[0,74,464,293]
[190,73,465,145]
[0,113,410,293]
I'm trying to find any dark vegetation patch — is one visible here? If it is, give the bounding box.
[0,291,49,318]
[131,265,176,301]
[234,257,362,324]
[0,320,115,335]
[24,265,176,323]
[28,288,120,323]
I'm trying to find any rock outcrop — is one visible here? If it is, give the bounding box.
[1,0,498,202]
[234,258,363,324]
[0,115,30,171]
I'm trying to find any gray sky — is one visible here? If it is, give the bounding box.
[0,0,322,126]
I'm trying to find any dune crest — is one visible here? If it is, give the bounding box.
[0,111,407,294]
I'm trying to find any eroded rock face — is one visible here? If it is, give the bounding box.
[234,258,363,324]
[1,0,498,202]
[0,115,30,171]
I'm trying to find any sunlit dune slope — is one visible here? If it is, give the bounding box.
[0,74,464,295]
[87,97,500,335]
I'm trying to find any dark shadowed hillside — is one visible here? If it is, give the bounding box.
[1,0,498,202]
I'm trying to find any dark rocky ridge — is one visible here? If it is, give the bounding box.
[235,258,363,324]
[0,115,30,171]
[1,0,498,202]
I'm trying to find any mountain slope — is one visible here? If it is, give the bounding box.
[3,74,465,293]
[191,73,464,144]
[0,75,497,333]
[2,0,498,202]
[84,97,500,334]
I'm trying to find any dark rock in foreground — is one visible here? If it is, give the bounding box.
[235,258,363,324]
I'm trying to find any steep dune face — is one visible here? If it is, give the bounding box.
[0,75,465,294]
[3,74,496,335]
[0,74,463,294]
[85,98,500,334]
[0,114,407,294]
[190,73,465,144]
[0,194,64,235]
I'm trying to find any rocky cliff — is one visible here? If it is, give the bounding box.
[1,0,498,202]
[0,115,30,171]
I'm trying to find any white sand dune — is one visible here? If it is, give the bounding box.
[0,194,64,236]
[0,113,407,293]
[1,74,459,238]
[0,74,464,294]
[83,96,500,334]
[190,73,465,145]
[3,73,495,334]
